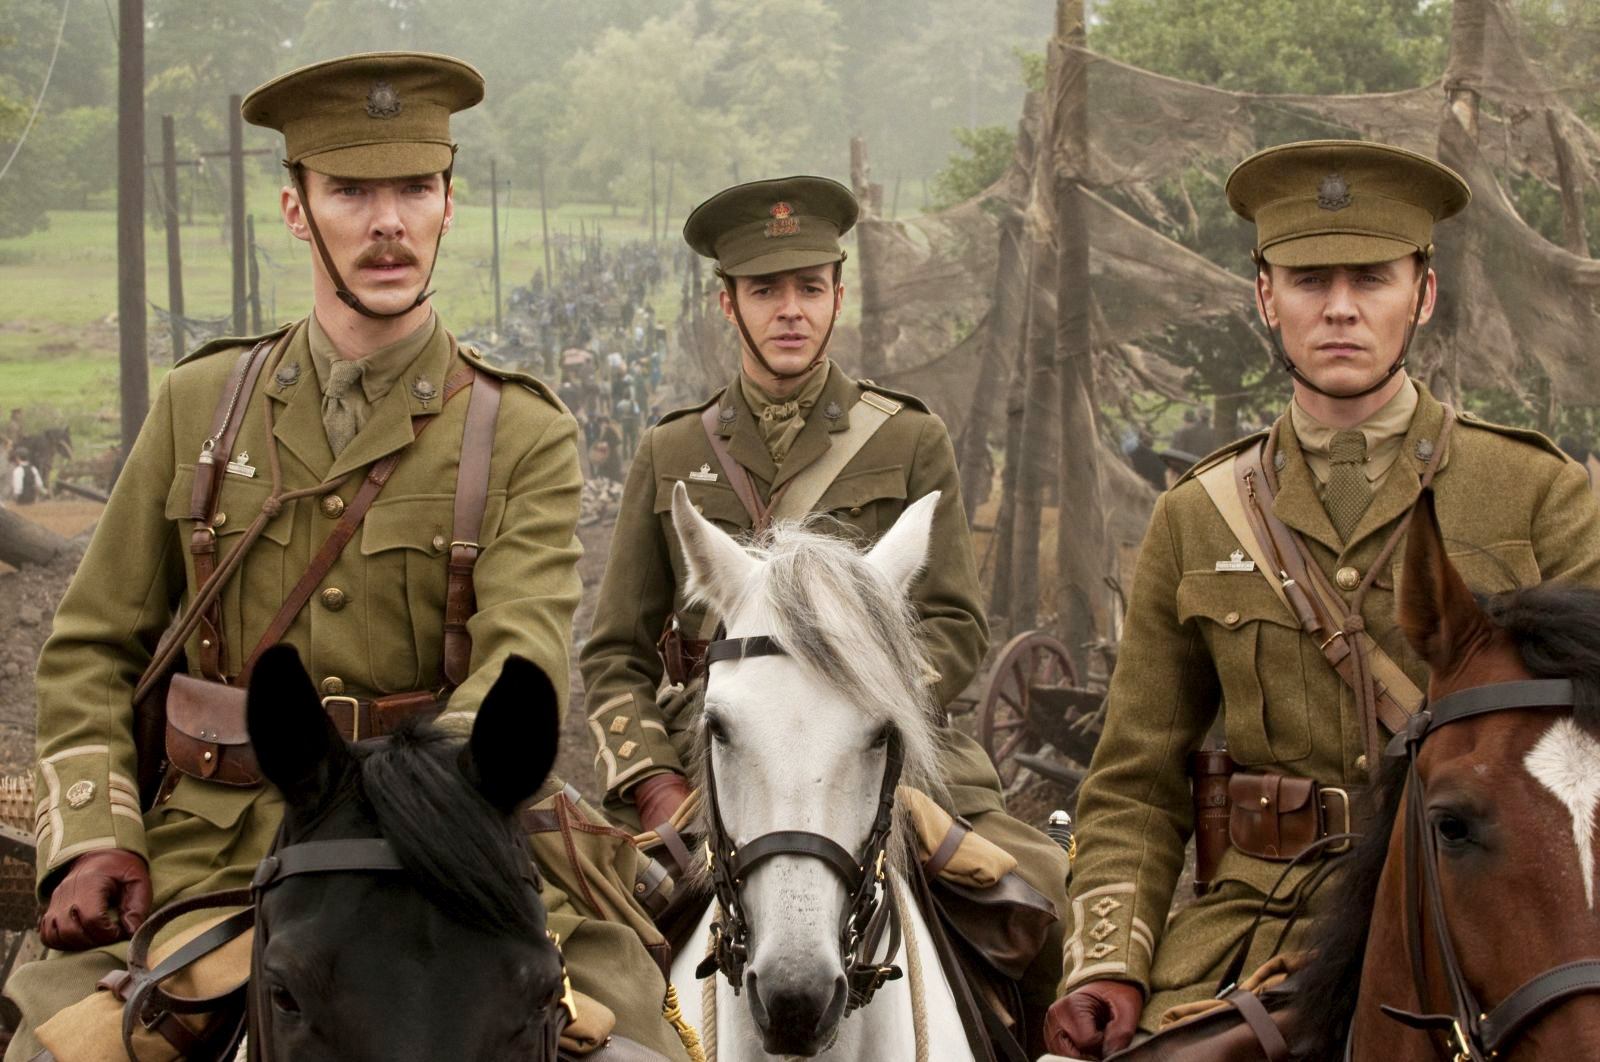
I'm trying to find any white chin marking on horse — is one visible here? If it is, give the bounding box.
[1523,717,1600,910]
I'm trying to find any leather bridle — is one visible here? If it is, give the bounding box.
[1377,678,1600,1061]
[692,633,907,1016]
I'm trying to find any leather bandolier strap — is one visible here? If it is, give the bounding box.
[443,373,502,686]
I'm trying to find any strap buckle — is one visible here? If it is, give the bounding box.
[321,695,362,741]
[1319,786,1352,853]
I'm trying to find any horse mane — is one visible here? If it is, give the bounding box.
[683,515,948,878]
[1290,579,1600,1053]
[355,722,543,940]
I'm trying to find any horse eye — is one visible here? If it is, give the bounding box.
[270,983,301,1015]
[706,716,728,745]
[1432,811,1473,848]
[870,726,891,749]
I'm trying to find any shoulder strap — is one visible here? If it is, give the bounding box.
[769,396,897,524]
[442,368,502,689]
[237,368,476,682]
[190,336,282,680]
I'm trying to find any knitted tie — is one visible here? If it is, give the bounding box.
[322,359,367,457]
[1326,429,1372,542]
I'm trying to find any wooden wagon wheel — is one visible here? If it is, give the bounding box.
[976,630,1079,787]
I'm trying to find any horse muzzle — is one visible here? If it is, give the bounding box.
[747,967,849,1057]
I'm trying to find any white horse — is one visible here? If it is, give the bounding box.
[666,482,977,1061]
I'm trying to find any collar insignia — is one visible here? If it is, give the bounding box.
[275,362,301,388]
[823,401,843,421]
[689,463,719,483]
[765,200,799,238]
[1215,548,1256,573]
[718,406,736,424]
[1317,174,1352,211]
[412,377,438,403]
[366,81,403,120]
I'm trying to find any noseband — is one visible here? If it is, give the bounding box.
[693,634,907,1016]
[248,831,573,1061]
[1379,678,1600,1061]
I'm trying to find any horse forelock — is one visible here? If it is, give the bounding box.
[1482,581,1600,734]
[355,723,543,940]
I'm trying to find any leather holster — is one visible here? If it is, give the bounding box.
[1188,749,1236,894]
[656,615,710,687]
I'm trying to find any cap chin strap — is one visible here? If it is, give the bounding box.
[291,162,449,322]
[1254,254,1431,401]
[724,261,843,382]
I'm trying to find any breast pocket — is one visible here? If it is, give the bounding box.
[1178,571,1313,766]
[813,465,907,544]
[165,467,292,668]
[655,475,751,535]
[359,495,455,692]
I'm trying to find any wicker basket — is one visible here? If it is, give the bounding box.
[0,776,37,932]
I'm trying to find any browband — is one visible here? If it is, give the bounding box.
[704,636,786,666]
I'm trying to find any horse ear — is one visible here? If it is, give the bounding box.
[671,480,759,620]
[458,655,559,816]
[247,644,351,810]
[865,490,939,593]
[1399,489,1489,670]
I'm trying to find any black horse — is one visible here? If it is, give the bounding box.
[245,644,569,1060]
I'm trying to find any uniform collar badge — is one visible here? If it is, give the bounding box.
[225,451,257,479]
[689,463,719,483]
[366,81,403,120]
[274,362,301,388]
[1415,438,1435,462]
[1317,173,1352,211]
[718,406,737,425]
[1215,548,1256,573]
[765,200,799,238]
[412,377,438,403]
[823,401,843,421]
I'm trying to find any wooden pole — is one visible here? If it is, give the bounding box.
[491,157,503,336]
[117,0,149,465]
[160,114,186,362]
[246,213,262,332]
[851,136,889,379]
[1547,109,1589,256]
[649,146,659,246]
[538,154,552,289]
[228,94,247,334]
[1052,0,1104,672]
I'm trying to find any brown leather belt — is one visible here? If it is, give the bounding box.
[319,691,442,743]
[1226,771,1353,863]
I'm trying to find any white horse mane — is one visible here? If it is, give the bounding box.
[681,511,950,879]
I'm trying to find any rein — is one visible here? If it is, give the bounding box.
[693,633,908,1017]
[1377,678,1600,1061]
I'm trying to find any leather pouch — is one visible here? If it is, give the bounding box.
[165,675,259,787]
[1227,772,1318,861]
[931,874,1058,982]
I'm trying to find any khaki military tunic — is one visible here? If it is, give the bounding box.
[1064,382,1600,1027]
[7,317,692,1061]
[580,362,1073,1005]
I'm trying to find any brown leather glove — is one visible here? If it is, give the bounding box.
[1044,979,1144,1059]
[38,849,152,951]
[633,772,692,835]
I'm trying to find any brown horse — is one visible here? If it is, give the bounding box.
[1278,490,1600,1061]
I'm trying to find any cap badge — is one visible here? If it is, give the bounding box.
[1317,174,1352,212]
[366,81,403,120]
[765,201,799,238]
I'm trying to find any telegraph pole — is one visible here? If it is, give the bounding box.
[538,154,552,289]
[228,95,246,333]
[160,114,186,361]
[117,0,149,462]
[490,157,503,336]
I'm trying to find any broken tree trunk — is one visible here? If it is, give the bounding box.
[0,508,68,568]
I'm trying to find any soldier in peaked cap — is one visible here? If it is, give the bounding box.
[581,175,1074,1028]
[5,52,690,1060]
[1045,141,1600,1057]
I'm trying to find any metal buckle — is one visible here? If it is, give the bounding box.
[321,695,362,741]
[1450,1019,1472,1062]
[1319,629,1347,651]
[1321,787,1352,853]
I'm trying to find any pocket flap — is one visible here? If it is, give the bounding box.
[158,773,260,830]
[1227,772,1315,814]
[166,674,251,744]
[814,465,907,511]
[1177,571,1296,628]
[360,495,455,556]
[654,475,751,527]
[164,466,291,545]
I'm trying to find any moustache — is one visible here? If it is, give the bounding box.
[355,241,419,269]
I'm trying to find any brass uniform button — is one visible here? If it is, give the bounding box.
[321,676,345,696]
[1335,566,1361,591]
[213,511,227,528]
[321,495,346,519]
[432,534,447,552]
[1354,754,1369,773]
[1224,611,1241,626]
[848,506,863,517]
[320,587,347,611]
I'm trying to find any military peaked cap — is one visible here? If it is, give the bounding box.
[1226,140,1470,267]
[684,176,858,277]
[242,51,484,179]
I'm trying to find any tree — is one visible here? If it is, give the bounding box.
[928,125,1016,209]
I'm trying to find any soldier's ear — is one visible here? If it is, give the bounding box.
[248,644,351,811]
[459,655,559,815]
[865,490,938,593]
[672,480,759,620]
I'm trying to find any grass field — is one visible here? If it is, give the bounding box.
[0,186,673,455]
